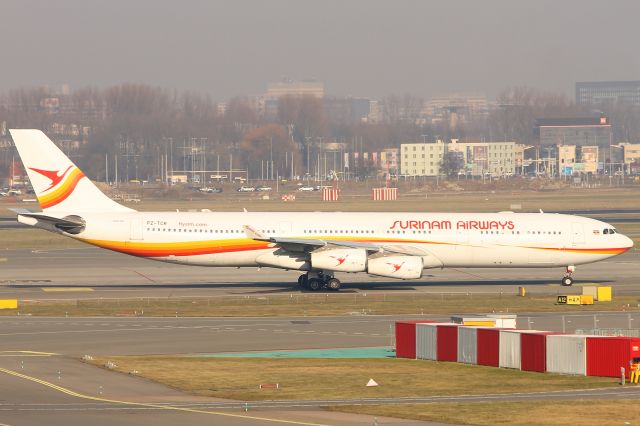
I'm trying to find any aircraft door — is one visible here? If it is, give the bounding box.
[130,217,144,241]
[571,222,585,246]
[279,222,292,237]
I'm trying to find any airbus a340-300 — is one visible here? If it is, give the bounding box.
[9,130,634,291]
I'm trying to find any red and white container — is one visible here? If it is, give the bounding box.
[521,331,559,373]
[546,335,588,375]
[395,320,436,359]
[416,322,457,361]
[586,336,640,378]
[437,324,460,362]
[477,328,501,367]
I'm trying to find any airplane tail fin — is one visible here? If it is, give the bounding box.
[9,129,134,214]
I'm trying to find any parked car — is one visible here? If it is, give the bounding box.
[8,189,22,195]
[297,186,315,192]
[237,186,256,192]
[255,185,272,192]
[0,192,7,197]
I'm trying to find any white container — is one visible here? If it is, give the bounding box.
[457,326,479,364]
[416,323,438,360]
[487,314,517,329]
[546,335,587,375]
[499,330,522,369]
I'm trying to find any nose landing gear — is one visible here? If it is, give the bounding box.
[561,265,575,286]
[297,272,341,291]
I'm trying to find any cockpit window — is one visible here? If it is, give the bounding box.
[603,229,609,234]
[610,228,616,234]
[603,228,616,235]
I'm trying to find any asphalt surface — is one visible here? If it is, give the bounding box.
[0,246,638,300]
[0,245,639,426]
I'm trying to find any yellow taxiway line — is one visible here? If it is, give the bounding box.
[0,367,329,426]
[0,351,58,357]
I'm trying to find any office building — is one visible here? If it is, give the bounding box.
[576,81,640,106]
[400,141,515,177]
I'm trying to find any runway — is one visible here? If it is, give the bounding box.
[0,247,638,300]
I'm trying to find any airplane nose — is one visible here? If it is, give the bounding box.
[622,234,634,250]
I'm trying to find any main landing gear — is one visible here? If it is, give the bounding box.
[297,272,341,291]
[561,265,575,286]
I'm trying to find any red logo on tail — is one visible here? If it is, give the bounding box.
[30,166,73,191]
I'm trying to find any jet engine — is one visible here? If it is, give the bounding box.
[367,255,423,279]
[310,248,367,272]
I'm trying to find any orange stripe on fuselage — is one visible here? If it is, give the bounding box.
[525,246,631,255]
[38,167,85,209]
[82,238,272,257]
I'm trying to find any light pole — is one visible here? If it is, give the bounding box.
[304,136,311,177]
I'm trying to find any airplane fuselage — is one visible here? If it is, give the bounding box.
[56,211,632,270]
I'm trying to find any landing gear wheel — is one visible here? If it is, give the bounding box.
[326,278,341,291]
[307,278,322,291]
[561,276,574,286]
[297,274,308,287]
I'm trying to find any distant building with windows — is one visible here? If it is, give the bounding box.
[576,81,640,106]
[400,141,446,176]
[623,143,640,165]
[400,141,515,177]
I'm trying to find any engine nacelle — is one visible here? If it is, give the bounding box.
[311,248,367,272]
[367,255,423,279]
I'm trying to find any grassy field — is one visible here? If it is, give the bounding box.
[88,357,614,402]
[328,400,640,426]
[4,293,639,317]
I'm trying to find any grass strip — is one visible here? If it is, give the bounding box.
[88,357,614,402]
[4,293,640,317]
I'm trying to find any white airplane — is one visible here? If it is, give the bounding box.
[9,129,634,291]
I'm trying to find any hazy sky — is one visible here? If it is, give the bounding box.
[3,0,639,100]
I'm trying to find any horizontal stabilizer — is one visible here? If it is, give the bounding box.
[17,213,85,234]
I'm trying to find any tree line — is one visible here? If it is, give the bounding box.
[1,84,638,182]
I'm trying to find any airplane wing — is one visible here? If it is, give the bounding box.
[242,225,427,256]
